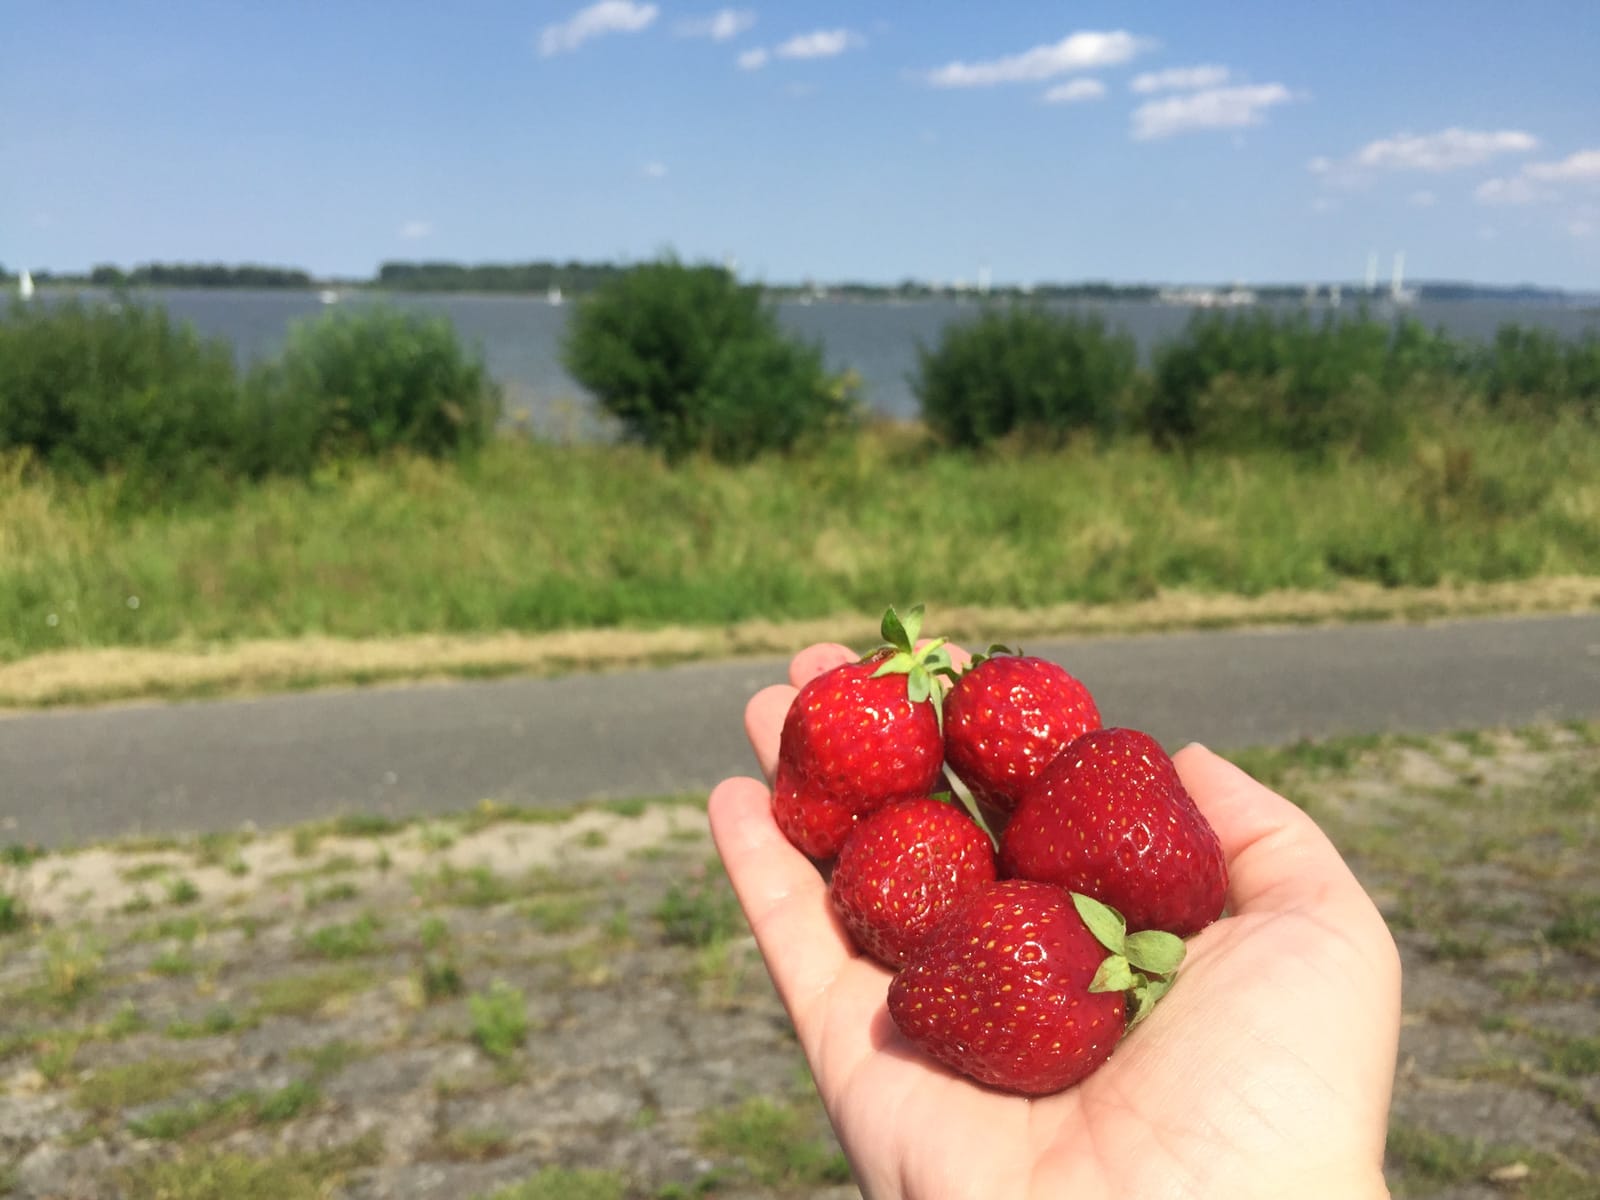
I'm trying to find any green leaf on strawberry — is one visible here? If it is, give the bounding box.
[1072,891,1186,1027]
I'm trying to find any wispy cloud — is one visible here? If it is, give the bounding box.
[926,31,1150,88]
[774,29,863,60]
[1408,190,1438,208]
[399,220,432,240]
[1524,148,1600,183]
[539,1,658,57]
[1355,128,1538,171]
[1129,64,1229,94]
[737,46,768,70]
[1131,83,1293,140]
[1043,78,1105,104]
[676,8,755,42]
[641,161,668,179]
[1476,147,1600,211]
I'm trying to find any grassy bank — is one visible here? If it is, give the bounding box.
[4,414,1598,661]
[0,723,1595,1197]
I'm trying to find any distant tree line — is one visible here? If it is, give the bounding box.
[375,260,631,294]
[85,263,315,288]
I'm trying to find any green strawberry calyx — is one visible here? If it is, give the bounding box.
[1072,892,1186,1027]
[870,605,954,708]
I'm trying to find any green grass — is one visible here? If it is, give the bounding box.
[4,413,1598,667]
[471,1167,626,1200]
[73,1057,209,1115]
[299,912,382,959]
[696,1096,852,1189]
[654,869,742,949]
[250,965,375,1018]
[115,1132,383,1200]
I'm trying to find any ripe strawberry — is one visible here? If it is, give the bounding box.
[888,882,1184,1095]
[829,796,998,968]
[772,606,951,859]
[999,728,1227,937]
[943,650,1101,818]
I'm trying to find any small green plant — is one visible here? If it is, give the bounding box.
[40,932,103,1009]
[73,1057,208,1115]
[165,876,201,906]
[655,870,741,948]
[300,913,382,959]
[418,915,451,951]
[252,966,374,1018]
[421,959,465,1002]
[563,256,855,462]
[166,1006,242,1039]
[697,1096,852,1188]
[525,895,589,934]
[0,888,25,933]
[116,1132,384,1200]
[467,981,528,1060]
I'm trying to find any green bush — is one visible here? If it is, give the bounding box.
[562,258,854,461]
[913,305,1137,448]
[1143,311,1439,457]
[253,306,500,464]
[0,299,246,483]
[1482,325,1600,418]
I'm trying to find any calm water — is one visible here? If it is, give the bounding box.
[39,287,1600,438]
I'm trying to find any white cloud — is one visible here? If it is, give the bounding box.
[1524,148,1600,183]
[1307,155,1333,175]
[1311,196,1340,214]
[1130,64,1229,94]
[1408,190,1438,207]
[736,46,768,70]
[774,29,863,60]
[1131,83,1293,140]
[677,8,755,41]
[400,220,432,239]
[539,1,658,57]
[1571,217,1596,238]
[1354,127,1537,171]
[1475,176,1546,206]
[926,30,1150,87]
[1043,78,1105,104]
[641,161,668,179]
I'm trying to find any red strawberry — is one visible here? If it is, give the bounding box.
[943,650,1101,817]
[773,606,951,859]
[829,796,998,968]
[888,882,1184,1095]
[999,728,1227,937]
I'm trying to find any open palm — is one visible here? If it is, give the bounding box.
[708,642,1402,1200]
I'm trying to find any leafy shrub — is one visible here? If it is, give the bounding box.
[1482,325,1600,419]
[913,305,1137,448]
[0,299,246,483]
[1143,311,1436,457]
[562,257,855,461]
[253,306,500,465]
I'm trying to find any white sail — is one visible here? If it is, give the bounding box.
[18,269,35,300]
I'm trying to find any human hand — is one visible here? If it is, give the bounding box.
[708,642,1402,1200]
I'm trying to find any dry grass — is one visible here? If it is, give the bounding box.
[3,575,1597,710]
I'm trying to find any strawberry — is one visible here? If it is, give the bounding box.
[888,882,1184,1095]
[999,727,1227,937]
[772,606,951,859]
[828,796,998,968]
[943,650,1101,818]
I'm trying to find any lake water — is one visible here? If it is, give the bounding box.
[41,287,1600,439]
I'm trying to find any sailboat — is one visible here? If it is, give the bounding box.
[18,269,35,301]
[546,285,564,306]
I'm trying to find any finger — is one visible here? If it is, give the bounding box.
[790,642,857,688]
[746,684,797,783]
[708,776,857,1011]
[1173,743,1369,917]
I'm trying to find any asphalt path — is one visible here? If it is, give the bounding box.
[2,613,1597,848]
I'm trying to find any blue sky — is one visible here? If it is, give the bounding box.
[4,1,1598,289]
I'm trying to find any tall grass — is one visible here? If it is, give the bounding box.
[3,414,1596,658]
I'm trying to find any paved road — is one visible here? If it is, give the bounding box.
[2,613,1597,848]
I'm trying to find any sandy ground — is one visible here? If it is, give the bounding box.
[0,723,1596,1199]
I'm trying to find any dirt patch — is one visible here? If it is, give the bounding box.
[1,725,1596,1198]
[3,576,1597,710]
